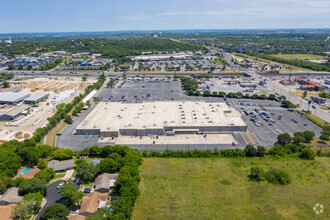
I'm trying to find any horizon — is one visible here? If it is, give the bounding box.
[1,27,330,36]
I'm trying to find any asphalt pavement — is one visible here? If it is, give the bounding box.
[36,180,80,220]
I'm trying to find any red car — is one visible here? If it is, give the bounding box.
[268,123,273,126]
[232,142,237,146]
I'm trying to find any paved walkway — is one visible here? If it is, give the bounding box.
[63,170,74,180]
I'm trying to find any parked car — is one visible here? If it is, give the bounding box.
[84,187,92,193]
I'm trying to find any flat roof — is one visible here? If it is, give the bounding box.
[23,93,49,102]
[0,92,30,103]
[76,101,245,132]
[2,104,30,117]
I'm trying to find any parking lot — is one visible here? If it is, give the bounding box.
[229,99,323,147]
[56,80,323,150]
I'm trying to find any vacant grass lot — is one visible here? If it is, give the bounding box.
[132,157,329,220]
[271,54,326,61]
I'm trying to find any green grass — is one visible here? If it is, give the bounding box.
[297,110,329,128]
[271,54,326,61]
[132,157,330,220]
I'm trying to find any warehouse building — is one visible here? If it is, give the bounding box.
[0,92,30,105]
[76,101,247,137]
[23,93,49,104]
[0,104,30,121]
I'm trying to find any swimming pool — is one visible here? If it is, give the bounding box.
[20,168,31,175]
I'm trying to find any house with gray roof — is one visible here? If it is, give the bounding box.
[94,173,119,193]
[0,187,23,205]
[48,159,74,172]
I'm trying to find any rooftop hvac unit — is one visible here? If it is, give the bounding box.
[171,121,175,123]
[212,110,215,112]
[181,111,184,113]
[153,124,156,126]
[121,109,124,111]
[153,106,156,108]
[203,113,206,116]
[93,125,96,128]
[208,121,213,123]
[194,117,197,119]
[104,107,107,109]
[117,115,121,117]
[181,117,185,119]
[152,112,155,114]
[142,105,145,107]
[128,124,131,127]
[143,126,146,128]
[182,121,185,123]
[193,114,196,116]
[205,117,209,119]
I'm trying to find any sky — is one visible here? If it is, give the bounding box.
[0,0,329,33]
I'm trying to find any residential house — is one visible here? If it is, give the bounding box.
[78,192,108,216]
[48,159,74,172]
[0,187,23,205]
[94,173,119,193]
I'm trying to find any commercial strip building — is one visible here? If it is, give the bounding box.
[23,93,49,104]
[134,54,193,62]
[0,104,30,121]
[0,92,30,105]
[295,77,327,91]
[76,101,247,137]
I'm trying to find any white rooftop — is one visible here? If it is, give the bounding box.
[77,101,245,132]
[0,92,30,103]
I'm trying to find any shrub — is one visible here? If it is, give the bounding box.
[277,133,292,145]
[248,167,264,182]
[265,168,291,185]
[319,134,329,141]
[257,146,266,157]
[299,148,315,160]
[244,145,257,157]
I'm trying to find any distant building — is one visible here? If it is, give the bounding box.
[311,96,327,105]
[23,93,49,104]
[0,92,30,105]
[295,77,327,91]
[0,104,30,121]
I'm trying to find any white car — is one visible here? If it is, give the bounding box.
[275,130,281,133]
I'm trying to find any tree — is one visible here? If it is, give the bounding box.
[303,90,307,98]
[19,178,47,196]
[37,158,47,170]
[82,76,87,81]
[277,133,292,145]
[265,168,291,185]
[23,192,43,212]
[292,135,305,144]
[244,145,257,157]
[303,130,315,143]
[299,148,315,160]
[40,203,69,220]
[318,91,328,98]
[98,158,118,173]
[58,182,84,209]
[76,161,99,183]
[0,184,7,194]
[257,146,266,157]
[13,200,32,219]
[3,81,9,88]
[8,64,14,70]
[34,168,55,182]
[64,115,72,123]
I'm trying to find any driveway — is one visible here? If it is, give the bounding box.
[36,180,80,220]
